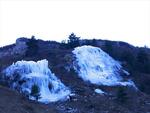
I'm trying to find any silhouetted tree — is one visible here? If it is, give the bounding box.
[26,36,39,57]
[67,33,80,48]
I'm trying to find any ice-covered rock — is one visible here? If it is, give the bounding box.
[94,89,106,95]
[73,45,134,86]
[3,59,71,103]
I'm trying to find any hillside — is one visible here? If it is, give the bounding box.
[0,36,150,113]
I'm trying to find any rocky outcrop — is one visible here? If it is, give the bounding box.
[0,38,28,58]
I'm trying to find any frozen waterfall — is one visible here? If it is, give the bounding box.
[3,59,71,103]
[73,45,134,86]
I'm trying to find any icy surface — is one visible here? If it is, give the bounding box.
[95,89,106,95]
[3,59,71,103]
[73,45,133,86]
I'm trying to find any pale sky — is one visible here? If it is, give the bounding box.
[0,0,150,47]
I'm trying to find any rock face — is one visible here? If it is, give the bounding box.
[3,59,71,103]
[14,38,28,55]
[0,38,28,58]
[73,45,134,86]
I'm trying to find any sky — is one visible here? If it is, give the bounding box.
[0,0,150,47]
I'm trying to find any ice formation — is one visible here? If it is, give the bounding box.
[94,89,106,95]
[73,45,134,86]
[3,59,71,103]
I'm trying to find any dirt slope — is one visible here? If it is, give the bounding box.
[0,86,57,113]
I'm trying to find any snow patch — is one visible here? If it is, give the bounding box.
[94,89,106,95]
[3,59,71,103]
[123,70,130,76]
[73,45,134,86]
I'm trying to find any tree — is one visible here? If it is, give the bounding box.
[26,36,39,57]
[31,84,40,100]
[48,82,53,90]
[105,41,114,57]
[67,33,80,48]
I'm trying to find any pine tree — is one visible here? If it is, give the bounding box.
[31,84,40,100]
[67,33,80,48]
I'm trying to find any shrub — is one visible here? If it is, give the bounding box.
[104,41,114,57]
[91,39,97,46]
[48,82,53,90]
[60,40,68,49]
[30,84,40,100]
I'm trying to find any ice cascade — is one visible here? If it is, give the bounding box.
[3,59,71,103]
[73,45,134,86]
